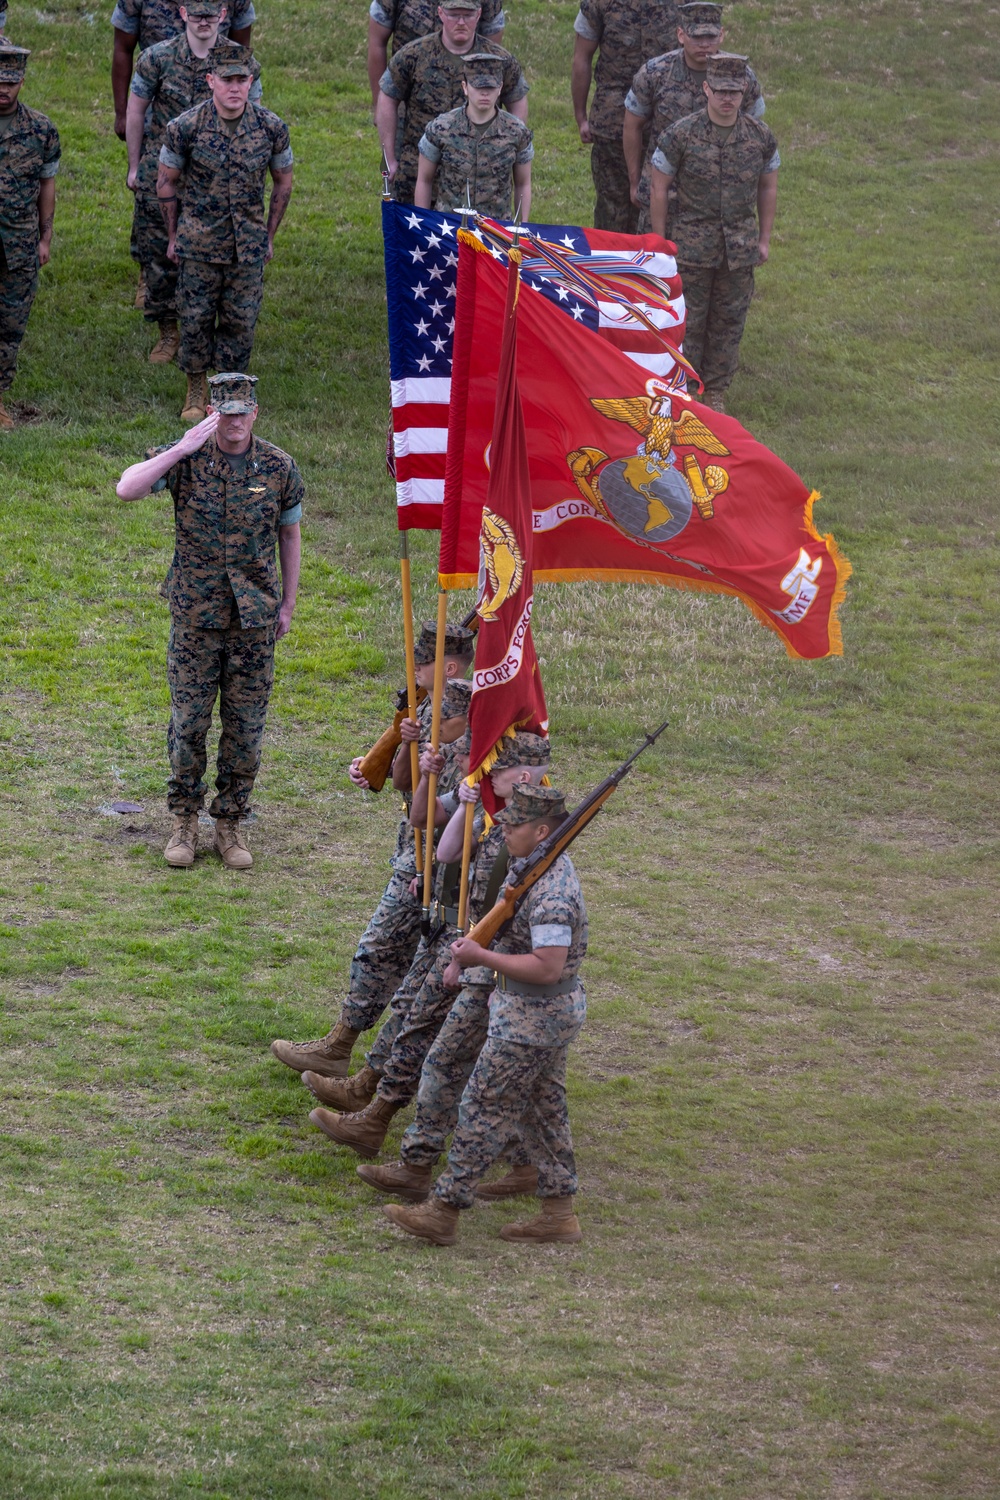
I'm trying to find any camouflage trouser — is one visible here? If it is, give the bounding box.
[166,618,275,820]
[340,870,424,1036]
[0,259,38,395]
[591,139,638,234]
[176,257,264,375]
[133,192,178,323]
[399,984,531,1171]
[368,927,462,1101]
[677,258,755,397]
[433,1034,578,1208]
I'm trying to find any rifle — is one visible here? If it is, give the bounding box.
[466,721,669,949]
[355,606,479,792]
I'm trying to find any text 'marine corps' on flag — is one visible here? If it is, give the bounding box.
[440,236,852,662]
[382,199,687,530]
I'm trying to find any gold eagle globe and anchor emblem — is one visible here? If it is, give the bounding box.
[567,378,732,545]
[477,507,525,620]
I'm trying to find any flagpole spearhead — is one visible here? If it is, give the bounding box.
[380,150,391,201]
[511,198,522,248]
[460,180,474,230]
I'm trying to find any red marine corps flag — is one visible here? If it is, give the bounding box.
[441,245,548,808]
[441,230,851,661]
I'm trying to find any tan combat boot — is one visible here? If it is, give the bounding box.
[214,817,252,869]
[149,318,180,364]
[475,1164,539,1201]
[270,1020,360,1077]
[164,811,198,867]
[499,1195,582,1245]
[702,391,726,414]
[384,1197,460,1245]
[301,1064,380,1111]
[0,397,13,431]
[308,1095,405,1159]
[134,269,147,310]
[357,1159,433,1202]
[180,371,208,423]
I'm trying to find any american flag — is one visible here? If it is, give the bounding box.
[382,200,687,530]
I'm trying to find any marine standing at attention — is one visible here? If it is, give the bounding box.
[366,0,505,108]
[649,51,778,412]
[110,0,253,309]
[114,373,303,870]
[0,41,59,432]
[126,20,262,367]
[415,53,533,217]
[376,0,528,206]
[157,53,293,422]
[571,0,679,232]
[623,2,764,233]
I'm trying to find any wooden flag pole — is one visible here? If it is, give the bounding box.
[399,533,423,874]
[455,795,476,932]
[421,589,449,931]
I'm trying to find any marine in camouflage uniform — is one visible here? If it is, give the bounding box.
[269,620,476,1079]
[367,0,504,113]
[0,43,59,428]
[378,2,528,206]
[572,0,679,231]
[416,55,533,217]
[116,372,303,868]
[624,2,763,232]
[651,52,778,407]
[128,25,262,356]
[110,0,254,281]
[383,784,588,1245]
[158,61,293,419]
[309,731,554,1160]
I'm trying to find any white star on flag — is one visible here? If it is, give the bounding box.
[415,318,430,335]
[561,234,575,247]
[426,232,441,248]
[570,303,584,319]
[410,246,426,263]
[416,354,432,371]
[430,299,446,317]
[413,282,428,299]
[406,213,422,230]
[556,286,569,301]
[432,336,447,353]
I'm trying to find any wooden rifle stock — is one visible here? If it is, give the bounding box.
[357,688,427,791]
[465,720,669,950]
[354,608,479,793]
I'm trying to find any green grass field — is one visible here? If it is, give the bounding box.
[2,0,999,1494]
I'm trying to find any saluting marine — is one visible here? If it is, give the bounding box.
[0,41,59,431]
[115,373,303,869]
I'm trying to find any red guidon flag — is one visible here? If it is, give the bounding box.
[440,234,851,661]
[449,249,548,806]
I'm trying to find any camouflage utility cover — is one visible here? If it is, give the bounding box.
[414,616,476,664]
[0,102,60,270]
[382,30,527,195]
[652,107,779,267]
[151,435,304,630]
[625,47,762,207]
[111,0,254,53]
[574,0,680,140]
[370,0,504,53]
[420,105,532,218]
[131,34,263,194]
[160,98,292,264]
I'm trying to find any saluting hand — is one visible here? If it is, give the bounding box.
[176,411,220,455]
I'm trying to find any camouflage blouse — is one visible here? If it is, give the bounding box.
[573,0,680,141]
[152,435,304,630]
[625,49,763,208]
[390,706,468,878]
[160,99,293,265]
[370,0,504,53]
[652,108,779,267]
[420,106,533,218]
[111,0,255,53]
[131,33,263,195]
[488,853,588,1047]
[382,31,528,191]
[0,103,60,272]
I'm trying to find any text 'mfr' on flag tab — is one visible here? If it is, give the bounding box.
[440,236,851,662]
[382,199,687,531]
[459,250,548,803]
